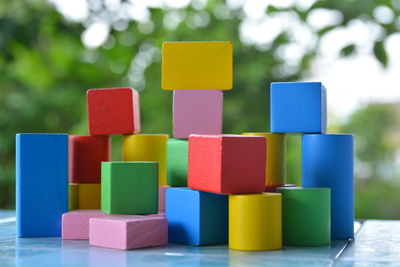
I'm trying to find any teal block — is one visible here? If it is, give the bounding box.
[167,139,188,186]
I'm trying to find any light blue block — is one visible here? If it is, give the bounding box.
[271,82,327,133]
[16,133,68,237]
[165,187,228,245]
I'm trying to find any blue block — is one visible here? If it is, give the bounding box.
[16,134,69,237]
[271,82,327,133]
[302,134,354,240]
[166,187,228,245]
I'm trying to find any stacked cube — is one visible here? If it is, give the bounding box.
[15,40,354,252]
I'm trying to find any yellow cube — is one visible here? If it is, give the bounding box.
[162,41,233,90]
[122,134,169,186]
[242,133,285,186]
[69,183,101,210]
[229,193,282,251]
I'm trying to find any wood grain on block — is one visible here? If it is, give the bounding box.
[87,88,141,135]
[89,216,168,250]
[173,90,223,139]
[69,135,110,183]
[188,134,266,194]
[69,183,101,210]
[158,186,169,212]
[62,210,109,240]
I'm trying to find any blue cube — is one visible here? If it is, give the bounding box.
[270,82,327,133]
[166,187,228,245]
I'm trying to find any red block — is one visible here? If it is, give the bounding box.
[87,88,141,135]
[69,135,111,183]
[188,134,266,194]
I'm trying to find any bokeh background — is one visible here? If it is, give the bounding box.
[1,0,399,219]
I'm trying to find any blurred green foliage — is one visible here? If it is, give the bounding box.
[0,0,399,219]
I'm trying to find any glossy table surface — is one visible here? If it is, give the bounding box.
[0,210,398,266]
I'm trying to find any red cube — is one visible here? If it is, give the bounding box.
[69,135,111,183]
[188,134,266,194]
[87,88,141,135]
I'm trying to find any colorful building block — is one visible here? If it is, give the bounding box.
[264,184,296,193]
[167,139,188,186]
[158,186,169,212]
[166,187,228,245]
[89,216,168,250]
[188,134,266,194]
[242,133,285,186]
[69,135,110,183]
[173,90,223,139]
[62,210,109,240]
[69,183,101,210]
[302,134,354,240]
[16,133,68,237]
[270,82,327,133]
[87,88,141,135]
[229,193,282,251]
[277,187,331,246]
[101,162,158,215]
[122,134,169,186]
[162,41,233,90]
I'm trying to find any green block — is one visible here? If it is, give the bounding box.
[167,139,188,186]
[277,187,331,246]
[101,161,158,215]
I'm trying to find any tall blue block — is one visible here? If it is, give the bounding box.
[16,133,69,237]
[302,134,354,240]
[271,82,327,133]
[166,187,228,245]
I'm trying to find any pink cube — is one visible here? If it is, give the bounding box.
[173,90,223,139]
[158,186,169,212]
[62,210,110,240]
[89,216,168,250]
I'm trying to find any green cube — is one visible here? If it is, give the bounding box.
[167,139,188,186]
[101,161,158,214]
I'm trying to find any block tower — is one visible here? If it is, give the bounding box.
[270,82,354,242]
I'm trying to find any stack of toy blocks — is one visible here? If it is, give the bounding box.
[270,82,354,244]
[15,40,354,252]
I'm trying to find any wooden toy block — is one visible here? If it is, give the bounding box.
[302,134,354,240]
[89,216,168,250]
[264,184,296,193]
[277,187,331,246]
[166,187,228,245]
[229,193,282,251]
[270,82,327,133]
[158,186,169,212]
[173,90,223,139]
[69,135,110,183]
[87,88,141,135]
[167,139,188,186]
[147,212,165,217]
[162,41,233,90]
[62,210,109,240]
[188,134,266,194]
[69,183,101,210]
[242,133,285,186]
[101,162,158,215]
[16,133,68,237]
[122,134,169,186]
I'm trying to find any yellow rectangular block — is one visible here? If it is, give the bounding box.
[69,183,101,210]
[162,41,233,90]
[122,134,169,186]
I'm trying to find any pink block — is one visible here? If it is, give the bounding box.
[62,210,110,240]
[173,90,223,139]
[89,216,168,250]
[158,186,169,212]
[147,212,165,217]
